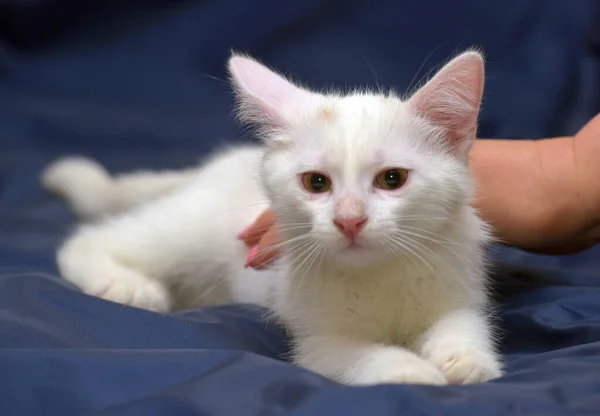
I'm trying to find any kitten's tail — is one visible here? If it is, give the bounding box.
[41,156,195,220]
[42,156,123,220]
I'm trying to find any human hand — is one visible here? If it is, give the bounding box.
[471,114,600,255]
[238,209,281,269]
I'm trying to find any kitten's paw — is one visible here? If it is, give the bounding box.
[382,361,447,385]
[426,347,502,384]
[92,279,171,313]
[354,350,447,386]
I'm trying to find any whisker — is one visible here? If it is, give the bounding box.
[395,226,464,247]
[293,243,323,292]
[405,44,444,95]
[382,235,419,273]
[392,214,462,221]
[385,234,437,276]
[242,223,312,236]
[254,238,316,269]
[391,234,468,288]
[399,231,468,270]
[286,243,321,297]
[288,242,319,279]
[188,278,228,307]
[252,233,313,259]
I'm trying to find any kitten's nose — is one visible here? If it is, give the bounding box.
[333,217,368,241]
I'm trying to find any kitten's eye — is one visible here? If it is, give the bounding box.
[374,169,408,190]
[301,172,332,193]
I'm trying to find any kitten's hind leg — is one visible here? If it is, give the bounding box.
[55,175,242,312]
[58,224,173,312]
[42,156,197,220]
[53,147,263,312]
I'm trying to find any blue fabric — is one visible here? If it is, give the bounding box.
[1,1,600,415]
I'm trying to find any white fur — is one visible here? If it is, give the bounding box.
[42,156,198,220]
[42,51,502,386]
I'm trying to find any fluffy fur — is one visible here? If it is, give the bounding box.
[42,51,502,385]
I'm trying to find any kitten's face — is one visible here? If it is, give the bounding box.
[261,94,473,265]
[229,51,484,266]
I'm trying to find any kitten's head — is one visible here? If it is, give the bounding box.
[229,51,484,266]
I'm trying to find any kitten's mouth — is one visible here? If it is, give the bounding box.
[344,242,364,251]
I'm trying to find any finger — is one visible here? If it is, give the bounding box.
[238,209,277,246]
[247,224,281,269]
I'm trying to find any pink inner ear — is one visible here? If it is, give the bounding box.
[409,52,484,151]
[228,56,309,127]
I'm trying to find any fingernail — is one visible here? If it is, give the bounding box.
[236,225,251,240]
[244,245,258,268]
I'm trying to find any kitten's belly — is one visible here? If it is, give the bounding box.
[166,145,279,308]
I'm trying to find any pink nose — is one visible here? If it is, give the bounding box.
[333,217,368,241]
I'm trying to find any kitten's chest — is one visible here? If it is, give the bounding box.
[281,264,465,342]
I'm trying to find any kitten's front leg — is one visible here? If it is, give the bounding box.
[294,334,447,386]
[417,309,502,384]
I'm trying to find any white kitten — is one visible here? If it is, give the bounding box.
[42,51,502,386]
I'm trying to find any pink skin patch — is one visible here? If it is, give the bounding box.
[244,245,258,268]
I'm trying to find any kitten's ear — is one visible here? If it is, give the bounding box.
[408,51,485,160]
[228,54,312,140]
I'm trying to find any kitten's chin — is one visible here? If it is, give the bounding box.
[328,243,387,267]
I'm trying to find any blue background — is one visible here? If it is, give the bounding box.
[1,1,600,415]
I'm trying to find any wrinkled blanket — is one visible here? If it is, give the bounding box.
[1,1,600,415]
